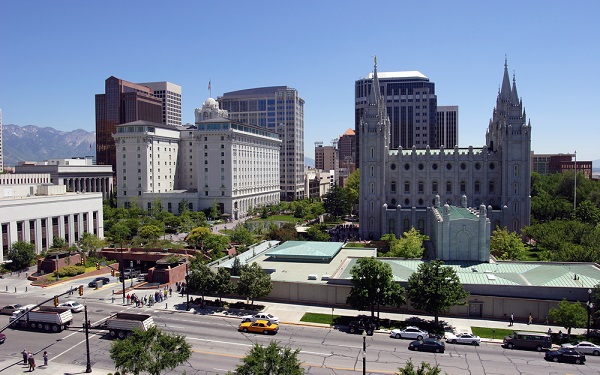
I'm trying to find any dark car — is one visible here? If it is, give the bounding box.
[348,319,376,335]
[0,333,5,344]
[88,276,110,287]
[409,338,445,353]
[545,348,586,364]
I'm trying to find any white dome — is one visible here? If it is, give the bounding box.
[204,98,217,107]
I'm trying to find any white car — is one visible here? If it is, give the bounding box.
[59,301,84,313]
[241,313,280,324]
[445,332,481,345]
[561,341,600,356]
[390,326,429,340]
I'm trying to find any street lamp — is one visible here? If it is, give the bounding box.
[362,329,367,375]
[83,303,92,373]
[185,262,190,311]
[587,288,594,339]
[120,248,126,305]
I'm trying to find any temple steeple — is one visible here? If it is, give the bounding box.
[511,72,519,105]
[500,57,511,101]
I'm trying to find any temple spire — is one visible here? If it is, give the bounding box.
[368,55,381,105]
[511,71,519,104]
[500,56,511,101]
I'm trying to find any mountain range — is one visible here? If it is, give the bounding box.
[1,124,96,166]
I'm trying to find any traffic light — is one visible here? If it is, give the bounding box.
[81,256,85,265]
[53,296,59,307]
[96,262,100,270]
[78,285,84,296]
[111,269,115,277]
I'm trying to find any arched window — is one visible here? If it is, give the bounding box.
[432,181,438,194]
[403,219,410,232]
[514,183,518,194]
[446,181,452,194]
[370,201,374,212]
[474,181,481,194]
[418,181,424,194]
[404,181,410,193]
[369,217,374,230]
[391,181,396,193]
[514,164,519,177]
[513,219,519,232]
[370,147,374,158]
[370,166,374,177]
[391,198,396,206]
[460,181,466,194]
[513,201,519,214]
[388,219,395,234]
[489,181,495,194]
[370,183,374,194]
[418,219,425,232]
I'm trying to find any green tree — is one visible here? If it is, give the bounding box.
[7,241,36,270]
[572,200,600,226]
[237,262,273,305]
[490,226,527,260]
[77,232,105,256]
[230,341,304,375]
[204,234,230,258]
[138,225,164,242]
[188,261,214,301]
[345,169,360,212]
[186,226,212,249]
[109,326,191,375]
[110,222,131,249]
[209,199,221,220]
[407,259,469,326]
[266,222,298,242]
[212,267,235,303]
[383,228,429,258]
[230,225,256,247]
[346,257,405,318]
[398,359,444,375]
[51,236,68,249]
[306,224,331,242]
[231,257,242,277]
[549,298,587,338]
[323,185,352,219]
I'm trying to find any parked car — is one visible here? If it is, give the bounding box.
[58,301,84,313]
[348,319,376,335]
[240,313,280,324]
[88,277,110,287]
[545,348,586,364]
[0,332,5,344]
[238,319,279,335]
[445,332,481,346]
[561,341,600,356]
[409,338,445,353]
[503,331,552,351]
[390,326,429,340]
[0,304,23,315]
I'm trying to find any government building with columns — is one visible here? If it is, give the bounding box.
[0,174,104,260]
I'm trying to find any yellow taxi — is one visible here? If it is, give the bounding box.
[238,319,279,335]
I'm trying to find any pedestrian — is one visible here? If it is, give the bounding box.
[22,349,28,365]
[547,327,552,335]
[169,286,172,297]
[509,313,514,326]
[544,314,549,325]
[28,352,35,372]
[528,313,533,325]
[558,330,563,341]
[43,351,48,367]
[126,294,131,304]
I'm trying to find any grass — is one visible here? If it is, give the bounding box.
[301,312,341,325]
[471,327,517,339]
[248,215,301,223]
[346,242,366,247]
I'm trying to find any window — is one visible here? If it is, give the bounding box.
[391,181,396,193]
[432,181,438,193]
[489,181,495,193]
[390,163,396,170]
[404,181,410,193]
[514,164,519,177]
[446,181,452,194]
[403,219,410,232]
[432,163,438,170]
[370,183,374,194]
[514,183,519,194]
[370,166,374,177]
[404,163,410,171]
[370,147,374,158]
[446,163,452,170]
[418,181,424,193]
[475,181,481,194]
[460,181,466,194]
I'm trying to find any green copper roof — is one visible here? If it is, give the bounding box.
[265,241,344,262]
[436,206,479,221]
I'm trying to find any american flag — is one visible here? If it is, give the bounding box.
[208,81,211,90]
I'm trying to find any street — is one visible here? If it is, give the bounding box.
[0,273,599,374]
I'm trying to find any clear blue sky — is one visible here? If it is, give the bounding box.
[1,0,599,161]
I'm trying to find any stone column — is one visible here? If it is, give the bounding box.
[23,220,31,244]
[0,224,4,263]
[58,215,66,240]
[67,214,75,244]
[8,221,18,250]
[35,218,43,254]
[46,217,53,250]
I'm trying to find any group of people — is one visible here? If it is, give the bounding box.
[329,223,359,242]
[126,285,173,307]
[508,312,535,326]
[22,350,48,371]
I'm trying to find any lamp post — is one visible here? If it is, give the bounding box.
[362,330,367,375]
[84,303,92,373]
[587,288,594,339]
[120,248,125,305]
[185,262,190,311]
[55,254,60,281]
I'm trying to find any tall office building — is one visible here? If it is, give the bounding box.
[338,128,356,172]
[95,77,163,171]
[315,145,338,171]
[0,109,3,172]
[218,86,305,201]
[355,70,438,162]
[137,81,182,127]
[436,106,459,148]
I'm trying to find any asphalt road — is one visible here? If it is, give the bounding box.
[1,277,600,374]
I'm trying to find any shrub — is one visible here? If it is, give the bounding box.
[58,265,85,277]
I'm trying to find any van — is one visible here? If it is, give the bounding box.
[503,331,552,351]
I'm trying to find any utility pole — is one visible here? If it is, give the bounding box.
[84,304,92,373]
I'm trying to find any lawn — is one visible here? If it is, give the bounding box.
[471,327,516,340]
[300,312,341,325]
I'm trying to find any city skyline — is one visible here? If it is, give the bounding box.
[1,1,599,161]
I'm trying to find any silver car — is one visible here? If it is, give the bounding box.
[390,326,429,340]
[446,332,481,345]
[561,341,600,356]
[240,313,280,324]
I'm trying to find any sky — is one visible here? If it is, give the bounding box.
[1,1,599,162]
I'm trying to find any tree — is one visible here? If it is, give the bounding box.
[212,267,235,303]
[110,222,131,249]
[78,232,104,256]
[549,298,587,338]
[407,259,469,326]
[345,169,360,211]
[186,226,212,249]
[138,225,164,242]
[204,233,231,259]
[237,262,273,305]
[398,359,444,375]
[7,241,36,271]
[490,226,526,260]
[346,257,405,318]
[209,199,221,220]
[188,261,214,301]
[383,228,429,258]
[306,224,330,242]
[109,326,191,375]
[323,185,352,219]
[51,236,68,249]
[572,200,600,226]
[266,222,298,242]
[230,225,256,247]
[230,341,303,375]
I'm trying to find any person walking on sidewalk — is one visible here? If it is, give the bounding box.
[22,349,28,365]
[43,351,48,367]
[28,352,35,371]
[528,313,533,325]
[509,313,514,326]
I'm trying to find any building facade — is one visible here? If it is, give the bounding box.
[0,175,104,257]
[532,153,592,178]
[95,77,163,172]
[113,113,281,219]
[137,81,182,127]
[218,86,305,201]
[14,158,114,199]
[337,128,356,173]
[359,59,531,243]
[0,109,3,172]
[304,168,333,199]
[436,106,458,148]
[315,145,339,172]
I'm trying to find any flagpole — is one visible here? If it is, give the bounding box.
[574,150,577,210]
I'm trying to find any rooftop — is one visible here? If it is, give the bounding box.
[362,71,428,80]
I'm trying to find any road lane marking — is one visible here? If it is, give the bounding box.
[187,337,333,356]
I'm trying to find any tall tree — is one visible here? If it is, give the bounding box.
[77,232,105,256]
[407,259,469,326]
[382,228,429,258]
[188,261,214,301]
[109,222,131,249]
[109,326,191,375]
[230,341,304,375]
[306,224,331,242]
[230,225,256,247]
[237,262,273,305]
[323,185,352,219]
[345,169,360,211]
[212,267,235,303]
[186,226,212,249]
[138,225,164,242]
[51,236,68,250]
[490,226,527,260]
[549,298,588,338]
[7,241,36,271]
[346,257,405,318]
[397,359,444,375]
